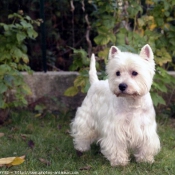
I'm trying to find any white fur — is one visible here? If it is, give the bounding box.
[70,44,160,166]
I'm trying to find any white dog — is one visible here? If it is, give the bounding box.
[70,44,160,166]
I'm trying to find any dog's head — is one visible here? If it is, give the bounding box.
[106,44,155,97]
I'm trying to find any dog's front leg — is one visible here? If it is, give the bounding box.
[134,124,160,163]
[100,137,129,166]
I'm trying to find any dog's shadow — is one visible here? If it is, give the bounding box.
[75,144,140,165]
[76,143,101,157]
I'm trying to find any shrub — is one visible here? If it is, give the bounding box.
[65,0,175,107]
[0,12,41,121]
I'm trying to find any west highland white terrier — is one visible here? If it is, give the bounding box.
[70,44,160,166]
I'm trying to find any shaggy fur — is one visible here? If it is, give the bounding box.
[70,44,160,166]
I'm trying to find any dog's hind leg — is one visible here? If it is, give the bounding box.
[70,106,98,152]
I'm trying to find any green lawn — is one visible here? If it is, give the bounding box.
[0,109,175,175]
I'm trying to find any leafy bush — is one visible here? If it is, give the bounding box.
[65,0,175,107]
[0,13,41,110]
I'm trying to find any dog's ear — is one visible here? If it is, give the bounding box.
[140,44,154,61]
[109,46,121,59]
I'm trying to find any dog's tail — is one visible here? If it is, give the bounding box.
[89,53,99,85]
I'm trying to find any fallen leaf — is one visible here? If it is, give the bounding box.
[8,134,14,139]
[79,165,92,171]
[19,155,25,159]
[35,113,42,118]
[0,157,15,165]
[21,135,27,141]
[11,127,19,132]
[0,133,4,138]
[39,158,51,166]
[21,134,29,141]
[10,157,25,166]
[28,140,35,149]
[0,156,25,167]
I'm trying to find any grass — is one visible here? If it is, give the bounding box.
[0,109,175,175]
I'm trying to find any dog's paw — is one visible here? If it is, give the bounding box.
[136,156,154,164]
[74,144,90,152]
[110,158,129,167]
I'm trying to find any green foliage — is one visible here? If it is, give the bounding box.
[64,48,90,96]
[69,48,90,71]
[0,13,41,109]
[64,71,90,97]
[65,0,175,107]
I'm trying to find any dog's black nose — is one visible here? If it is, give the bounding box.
[119,83,127,92]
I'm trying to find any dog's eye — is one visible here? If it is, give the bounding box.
[132,71,138,76]
[116,71,120,76]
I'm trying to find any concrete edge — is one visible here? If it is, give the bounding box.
[21,71,175,111]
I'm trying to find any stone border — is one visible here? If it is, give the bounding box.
[22,71,175,110]
[168,71,175,77]
[22,71,85,111]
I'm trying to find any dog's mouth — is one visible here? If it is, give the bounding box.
[115,91,140,97]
